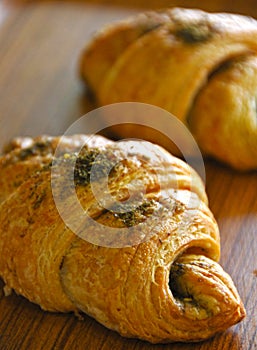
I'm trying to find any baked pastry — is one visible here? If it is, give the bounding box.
[0,135,245,343]
[0,134,111,205]
[80,7,257,171]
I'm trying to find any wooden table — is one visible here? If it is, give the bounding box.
[0,1,256,349]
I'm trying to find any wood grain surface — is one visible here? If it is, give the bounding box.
[0,1,256,349]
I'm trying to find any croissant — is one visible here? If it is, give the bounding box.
[80,7,257,171]
[0,134,245,343]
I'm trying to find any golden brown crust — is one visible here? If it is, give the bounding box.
[79,9,175,93]
[0,134,111,204]
[189,54,257,170]
[0,135,245,343]
[80,7,257,170]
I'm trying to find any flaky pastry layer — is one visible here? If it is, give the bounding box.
[0,135,245,343]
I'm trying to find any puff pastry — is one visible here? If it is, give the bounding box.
[0,135,245,343]
[80,8,257,171]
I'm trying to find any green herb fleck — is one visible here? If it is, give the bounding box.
[175,22,213,44]
[18,141,51,161]
[32,189,47,209]
[113,199,156,227]
[74,149,116,186]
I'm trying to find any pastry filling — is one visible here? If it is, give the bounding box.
[169,254,222,320]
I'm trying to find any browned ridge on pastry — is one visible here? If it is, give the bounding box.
[0,135,245,343]
[80,7,257,171]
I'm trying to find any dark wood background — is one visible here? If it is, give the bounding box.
[0,1,256,349]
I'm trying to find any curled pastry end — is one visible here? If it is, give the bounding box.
[167,254,246,340]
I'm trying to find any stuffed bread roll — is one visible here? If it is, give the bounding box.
[0,135,245,343]
[80,7,257,171]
